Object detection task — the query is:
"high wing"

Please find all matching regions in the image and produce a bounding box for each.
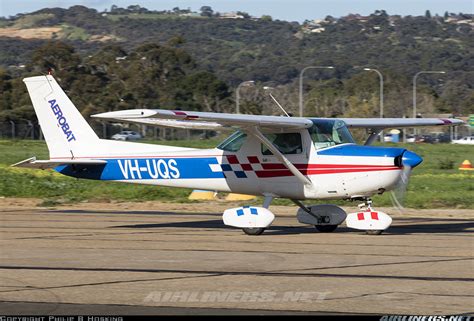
[92,109,313,131]
[92,109,463,131]
[340,118,464,128]
[12,157,107,170]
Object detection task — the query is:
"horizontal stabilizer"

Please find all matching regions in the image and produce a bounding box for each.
[11,157,107,170]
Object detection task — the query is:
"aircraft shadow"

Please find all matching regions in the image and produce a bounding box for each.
[387,221,474,235]
[113,220,351,235]
[113,219,474,235]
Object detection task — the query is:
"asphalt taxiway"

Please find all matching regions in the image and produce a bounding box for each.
[0,202,473,315]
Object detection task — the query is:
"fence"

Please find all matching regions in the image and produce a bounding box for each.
[0,121,217,141]
[0,120,469,142]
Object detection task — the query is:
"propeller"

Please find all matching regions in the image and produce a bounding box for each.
[390,164,412,211]
[390,150,423,211]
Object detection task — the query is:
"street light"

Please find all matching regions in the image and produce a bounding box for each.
[299,66,334,117]
[358,68,384,141]
[236,80,255,114]
[412,71,446,135]
[362,68,384,119]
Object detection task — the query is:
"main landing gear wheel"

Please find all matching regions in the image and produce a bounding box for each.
[366,230,383,235]
[242,228,266,235]
[314,224,338,233]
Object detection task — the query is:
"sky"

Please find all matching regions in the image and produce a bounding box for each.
[0,0,473,21]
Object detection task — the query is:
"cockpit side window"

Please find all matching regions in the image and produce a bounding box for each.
[217,131,247,152]
[309,119,355,149]
[261,133,303,155]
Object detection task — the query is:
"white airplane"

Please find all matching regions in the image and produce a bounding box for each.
[13,75,464,235]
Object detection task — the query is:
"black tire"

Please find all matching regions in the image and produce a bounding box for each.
[242,228,265,235]
[366,230,383,235]
[314,224,338,233]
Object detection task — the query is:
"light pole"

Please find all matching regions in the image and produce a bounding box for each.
[299,66,334,117]
[362,68,384,119]
[412,71,446,135]
[359,68,384,141]
[236,80,255,114]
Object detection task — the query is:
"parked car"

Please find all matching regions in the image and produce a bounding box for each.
[111,130,142,141]
[416,135,434,144]
[431,132,451,143]
[451,136,474,145]
[406,135,416,143]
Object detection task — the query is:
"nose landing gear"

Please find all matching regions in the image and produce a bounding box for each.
[346,199,393,235]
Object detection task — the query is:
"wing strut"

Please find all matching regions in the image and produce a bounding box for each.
[364,129,383,145]
[248,127,312,186]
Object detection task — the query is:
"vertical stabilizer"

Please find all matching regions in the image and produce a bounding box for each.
[23,75,99,158]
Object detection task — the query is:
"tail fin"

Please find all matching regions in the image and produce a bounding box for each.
[23,75,99,158]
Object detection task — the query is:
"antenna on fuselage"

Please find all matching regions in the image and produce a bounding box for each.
[265,90,291,117]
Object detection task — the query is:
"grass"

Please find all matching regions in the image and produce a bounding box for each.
[0,140,473,208]
[12,13,54,29]
[60,24,90,41]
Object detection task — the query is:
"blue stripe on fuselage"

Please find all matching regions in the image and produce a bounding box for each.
[55,157,224,180]
[317,144,406,157]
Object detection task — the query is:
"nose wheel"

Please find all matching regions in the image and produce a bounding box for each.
[360,200,383,235]
[242,228,266,235]
[346,198,393,235]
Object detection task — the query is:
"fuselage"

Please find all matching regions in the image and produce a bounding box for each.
[54,119,421,200]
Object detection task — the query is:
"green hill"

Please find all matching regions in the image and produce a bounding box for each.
[0,5,472,123]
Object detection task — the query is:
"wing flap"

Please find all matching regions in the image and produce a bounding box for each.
[12,157,107,170]
[100,117,226,131]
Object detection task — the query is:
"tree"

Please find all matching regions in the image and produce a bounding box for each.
[30,41,80,74]
[182,71,229,111]
[237,11,250,19]
[425,10,432,19]
[200,6,213,17]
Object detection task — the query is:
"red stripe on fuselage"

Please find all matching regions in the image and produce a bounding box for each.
[261,163,399,170]
[255,167,399,178]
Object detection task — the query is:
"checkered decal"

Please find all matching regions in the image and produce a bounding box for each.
[357,211,379,221]
[209,155,263,179]
[236,206,259,216]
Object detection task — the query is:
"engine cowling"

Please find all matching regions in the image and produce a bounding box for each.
[223,206,275,228]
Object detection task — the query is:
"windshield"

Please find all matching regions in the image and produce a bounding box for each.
[308,119,355,149]
[217,131,247,152]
